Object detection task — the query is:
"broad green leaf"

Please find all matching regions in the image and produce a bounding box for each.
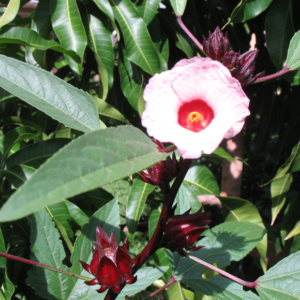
[5,139,71,169]
[226,0,273,24]
[152,248,172,282]
[86,187,114,209]
[1,165,35,188]
[92,0,114,23]
[64,200,89,227]
[265,0,294,70]
[219,196,267,272]
[0,126,168,222]
[172,222,266,280]
[83,11,115,98]
[287,31,300,70]
[51,0,87,79]
[116,267,169,299]
[26,208,75,299]
[126,178,155,234]
[0,55,100,133]
[285,220,300,240]
[257,251,300,299]
[170,0,187,16]
[166,281,185,300]
[93,95,130,124]
[0,27,81,63]
[32,0,51,33]
[271,173,293,225]
[0,126,40,167]
[210,147,235,162]
[109,0,161,75]
[182,276,259,300]
[135,0,161,25]
[0,0,20,28]
[118,45,143,112]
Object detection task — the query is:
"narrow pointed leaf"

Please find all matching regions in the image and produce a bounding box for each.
[271,173,293,225]
[135,0,161,25]
[0,55,100,132]
[0,0,20,28]
[0,27,81,63]
[51,0,87,78]
[170,0,187,16]
[0,126,168,222]
[109,0,161,75]
[1,165,35,188]
[92,0,114,23]
[64,200,89,227]
[285,220,300,240]
[126,178,155,234]
[286,30,300,70]
[265,0,294,70]
[257,251,300,300]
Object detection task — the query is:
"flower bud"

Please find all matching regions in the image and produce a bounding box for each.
[203,27,262,85]
[79,227,137,294]
[163,208,211,256]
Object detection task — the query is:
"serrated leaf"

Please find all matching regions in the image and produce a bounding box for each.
[226,0,273,25]
[172,222,266,280]
[0,0,20,28]
[170,0,187,16]
[0,55,100,133]
[126,178,155,234]
[265,0,294,70]
[51,0,87,79]
[0,26,81,63]
[0,126,168,222]
[287,31,300,70]
[182,276,259,300]
[109,0,161,75]
[257,251,300,300]
[271,173,293,225]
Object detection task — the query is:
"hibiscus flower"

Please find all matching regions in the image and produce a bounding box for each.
[142,57,250,159]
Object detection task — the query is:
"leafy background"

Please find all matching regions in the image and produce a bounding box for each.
[1,0,300,299]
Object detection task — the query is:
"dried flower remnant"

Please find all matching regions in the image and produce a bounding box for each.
[142,57,250,159]
[203,27,262,85]
[79,227,137,294]
[163,207,211,256]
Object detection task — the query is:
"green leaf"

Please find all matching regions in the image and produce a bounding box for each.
[5,139,71,169]
[219,196,267,272]
[0,87,14,103]
[265,0,294,70]
[170,0,187,16]
[183,276,260,300]
[152,248,172,282]
[118,45,143,112]
[210,147,235,162]
[126,178,155,234]
[0,126,168,222]
[83,10,115,98]
[0,0,20,28]
[0,55,100,133]
[86,187,114,209]
[285,220,300,240]
[109,0,161,75]
[0,126,40,167]
[166,281,185,300]
[0,26,81,63]
[226,0,273,24]
[64,200,89,227]
[116,267,169,299]
[257,251,300,299]
[172,222,266,280]
[287,31,300,70]
[51,0,87,79]
[1,165,35,188]
[92,0,114,23]
[271,173,293,225]
[93,95,130,124]
[135,0,161,25]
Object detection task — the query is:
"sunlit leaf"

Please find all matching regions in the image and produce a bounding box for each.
[0,0,20,28]
[287,31,300,71]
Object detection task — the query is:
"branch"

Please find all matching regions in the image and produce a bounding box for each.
[255,67,290,83]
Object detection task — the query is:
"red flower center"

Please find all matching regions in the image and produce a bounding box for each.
[178,100,214,132]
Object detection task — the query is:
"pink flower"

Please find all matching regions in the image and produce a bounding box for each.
[142,57,250,159]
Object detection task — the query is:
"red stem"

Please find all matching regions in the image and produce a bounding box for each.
[255,67,290,83]
[0,252,92,281]
[187,254,258,288]
[142,276,177,300]
[176,15,203,52]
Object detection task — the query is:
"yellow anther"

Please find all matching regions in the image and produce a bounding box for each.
[187,111,203,124]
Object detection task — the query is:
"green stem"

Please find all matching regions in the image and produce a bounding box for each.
[0,252,92,281]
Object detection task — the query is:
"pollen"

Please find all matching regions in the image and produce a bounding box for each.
[188,111,203,124]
